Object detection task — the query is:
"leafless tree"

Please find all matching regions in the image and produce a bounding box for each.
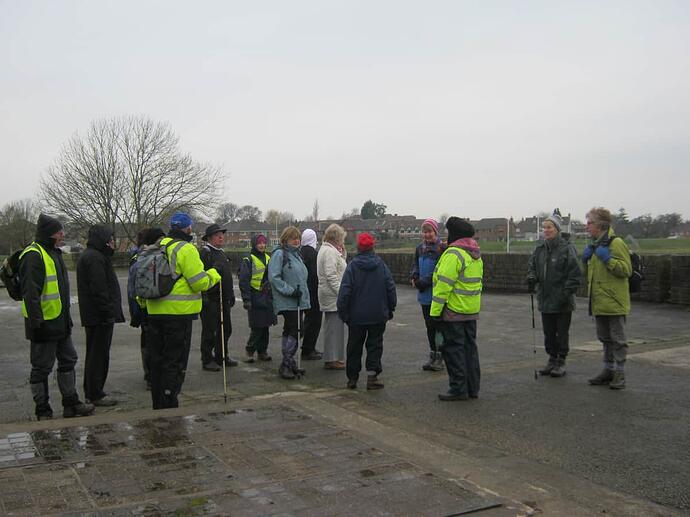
[40,116,225,242]
[0,199,38,253]
[215,202,240,224]
[236,205,262,222]
[264,209,294,226]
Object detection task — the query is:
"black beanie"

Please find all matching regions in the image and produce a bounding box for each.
[446,217,475,243]
[35,213,63,241]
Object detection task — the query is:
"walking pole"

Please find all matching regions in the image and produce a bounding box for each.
[530,293,538,380]
[296,292,303,378]
[219,281,228,403]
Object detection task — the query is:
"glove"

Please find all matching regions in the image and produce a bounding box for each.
[292,286,302,299]
[595,246,611,263]
[415,278,430,291]
[582,245,594,263]
[527,277,537,294]
[243,301,251,311]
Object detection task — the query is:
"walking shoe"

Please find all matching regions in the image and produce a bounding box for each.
[550,358,566,378]
[539,358,557,376]
[302,351,323,360]
[324,361,346,370]
[588,369,614,385]
[244,351,256,363]
[258,352,272,362]
[90,396,118,407]
[203,362,221,372]
[366,374,384,390]
[63,401,95,418]
[347,379,357,389]
[438,391,469,401]
[609,371,626,390]
[219,357,239,367]
[279,364,295,379]
[422,352,435,371]
[292,366,306,377]
[429,352,444,371]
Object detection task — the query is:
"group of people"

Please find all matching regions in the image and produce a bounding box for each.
[16,205,631,421]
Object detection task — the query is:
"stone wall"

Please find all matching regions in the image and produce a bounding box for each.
[92,250,688,306]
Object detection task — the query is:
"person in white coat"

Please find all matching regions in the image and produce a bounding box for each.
[317,224,348,369]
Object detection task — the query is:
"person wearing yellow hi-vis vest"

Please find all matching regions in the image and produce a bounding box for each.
[19,213,95,420]
[430,217,484,401]
[238,234,276,362]
[145,212,221,410]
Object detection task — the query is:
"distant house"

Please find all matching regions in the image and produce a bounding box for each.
[471,218,516,242]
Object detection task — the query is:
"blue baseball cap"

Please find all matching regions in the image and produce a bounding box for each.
[170,212,193,229]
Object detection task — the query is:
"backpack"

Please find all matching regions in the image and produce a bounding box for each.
[0,249,23,301]
[609,236,645,293]
[134,240,184,299]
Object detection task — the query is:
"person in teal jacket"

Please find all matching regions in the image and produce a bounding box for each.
[267,226,310,379]
[582,207,632,390]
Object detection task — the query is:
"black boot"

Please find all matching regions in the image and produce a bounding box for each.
[550,357,566,377]
[31,382,53,420]
[63,401,95,418]
[539,357,557,376]
[366,374,384,390]
[588,369,614,385]
[279,364,295,379]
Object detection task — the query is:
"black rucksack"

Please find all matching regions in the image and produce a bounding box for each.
[0,249,24,301]
[610,236,645,293]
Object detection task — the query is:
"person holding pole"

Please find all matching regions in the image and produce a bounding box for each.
[267,226,310,379]
[526,209,582,377]
[199,224,237,372]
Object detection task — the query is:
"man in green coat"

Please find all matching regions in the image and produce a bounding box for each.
[582,207,632,389]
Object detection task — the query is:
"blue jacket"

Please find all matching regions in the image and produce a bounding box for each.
[268,245,310,314]
[410,240,443,305]
[337,251,397,325]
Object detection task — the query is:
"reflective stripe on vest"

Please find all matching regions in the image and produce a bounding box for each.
[433,247,483,314]
[250,253,269,291]
[19,243,62,320]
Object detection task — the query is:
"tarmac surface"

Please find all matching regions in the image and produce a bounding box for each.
[0,272,689,516]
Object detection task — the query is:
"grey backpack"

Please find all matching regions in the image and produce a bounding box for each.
[134,240,184,299]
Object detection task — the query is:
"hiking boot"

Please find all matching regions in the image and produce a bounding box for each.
[37,413,53,421]
[302,350,323,360]
[63,401,95,418]
[588,369,614,386]
[292,366,306,377]
[279,364,295,380]
[366,374,384,390]
[203,362,221,372]
[422,352,435,371]
[258,352,272,362]
[347,379,357,389]
[609,371,626,390]
[244,351,256,363]
[90,396,118,407]
[429,352,444,371]
[539,358,557,376]
[550,358,566,378]
[324,361,346,370]
[438,391,469,401]
[219,357,239,367]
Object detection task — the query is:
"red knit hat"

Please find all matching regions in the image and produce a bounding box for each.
[357,232,375,251]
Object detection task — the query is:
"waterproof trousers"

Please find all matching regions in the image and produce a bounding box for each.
[345,323,386,381]
[300,306,322,356]
[595,315,628,370]
[246,327,270,355]
[439,320,480,398]
[420,304,437,352]
[148,317,193,410]
[200,298,232,365]
[541,312,571,359]
[29,336,80,414]
[83,323,114,402]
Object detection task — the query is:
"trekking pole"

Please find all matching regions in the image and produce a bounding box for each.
[296,293,302,377]
[530,293,538,380]
[219,281,228,403]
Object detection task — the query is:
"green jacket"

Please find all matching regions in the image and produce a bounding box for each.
[527,235,582,313]
[586,228,631,316]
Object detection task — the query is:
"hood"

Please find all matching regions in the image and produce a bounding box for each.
[35,213,63,247]
[168,227,193,242]
[352,251,380,271]
[87,224,114,254]
[301,229,317,249]
[449,238,481,259]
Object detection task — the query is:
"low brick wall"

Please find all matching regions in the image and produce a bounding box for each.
[85,250,688,306]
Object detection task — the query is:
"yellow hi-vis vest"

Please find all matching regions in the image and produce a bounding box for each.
[430,246,483,316]
[249,253,270,291]
[145,237,221,316]
[19,243,62,320]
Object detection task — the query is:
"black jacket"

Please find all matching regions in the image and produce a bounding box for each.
[300,245,320,311]
[19,217,72,342]
[337,251,397,325]
[200,243,235,307]
[76,225,125,327]
[527,235,582,313]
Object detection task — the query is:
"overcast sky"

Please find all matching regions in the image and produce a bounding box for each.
[2,0,689,222]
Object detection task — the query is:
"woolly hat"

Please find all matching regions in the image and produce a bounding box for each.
[255,234,267,245]
[170,212,193,229]
[544,209,563,232]
[357,232,375,251]
[421,218,439,234]
[35,213,63,240]
[446,217,475,243]
[301,229,317,249]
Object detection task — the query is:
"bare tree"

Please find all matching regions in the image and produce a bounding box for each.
[40,116,225,242]
[0,199,38,253]
[215,202,240,224]
[309,199,320,222]
[265,209,294,226]
[237,205,262,222]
